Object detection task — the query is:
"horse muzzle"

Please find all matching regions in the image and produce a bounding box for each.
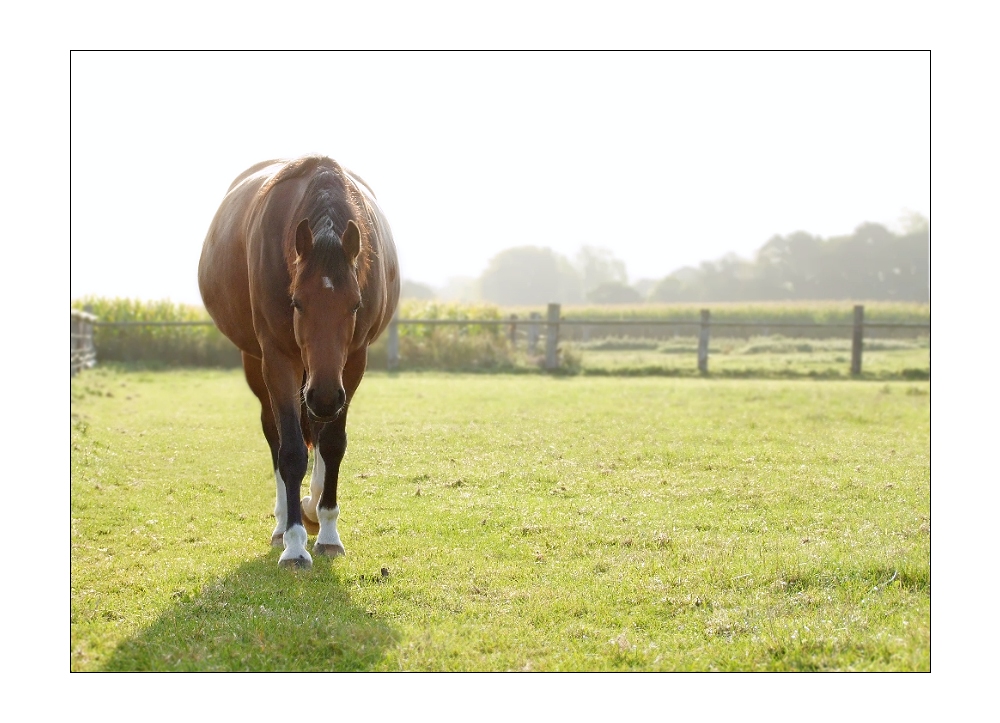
[305,386,346,423]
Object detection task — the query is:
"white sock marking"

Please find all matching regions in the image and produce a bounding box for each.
[317,505,343,548]
[278,524,312,565]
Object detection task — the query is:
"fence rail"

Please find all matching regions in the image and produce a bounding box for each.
[386,303,929,375]
[72,304,929,376]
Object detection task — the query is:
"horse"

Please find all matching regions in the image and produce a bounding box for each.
[198,155,399,568]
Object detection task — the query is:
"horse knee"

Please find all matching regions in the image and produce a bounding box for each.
[278,444,308,483]
[324,429,348,461]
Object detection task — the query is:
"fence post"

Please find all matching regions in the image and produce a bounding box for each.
[387,311,399,371]
[509,314,518,346]
[71,309,98,376]
[545,303,560,370]
[697,309,710,374]
[84,315,94,369]
[528,312,541,354]
[71,313,79,376]
[850,304,864,376]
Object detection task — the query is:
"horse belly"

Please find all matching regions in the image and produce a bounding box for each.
[198,195,262,356]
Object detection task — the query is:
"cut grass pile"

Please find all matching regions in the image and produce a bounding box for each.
[71,367,929,671]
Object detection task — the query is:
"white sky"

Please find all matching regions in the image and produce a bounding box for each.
[71,51,928,305]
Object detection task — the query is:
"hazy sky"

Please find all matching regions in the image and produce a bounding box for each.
[71,51,929,305]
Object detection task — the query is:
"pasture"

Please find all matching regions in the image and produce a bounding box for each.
[571,335,929,379]
[71,368,929,671]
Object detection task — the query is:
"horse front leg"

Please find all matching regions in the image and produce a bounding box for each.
[240,352,288,547]
[263,357,312,569]
[275,412,311,568]
[313,347,367,558]
[313,411,348,557]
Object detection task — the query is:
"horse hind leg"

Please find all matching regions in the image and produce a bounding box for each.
[299,405,320,536]
[301,453,322,536]
[241,352,287,546]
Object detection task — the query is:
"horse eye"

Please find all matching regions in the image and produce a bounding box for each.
[352,302,362,314]
[291,299,303,311]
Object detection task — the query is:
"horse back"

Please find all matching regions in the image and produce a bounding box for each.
[198,161,288,357]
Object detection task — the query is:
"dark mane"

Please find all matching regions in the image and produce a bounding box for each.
[281,157,371,290]
[259,154,330,195]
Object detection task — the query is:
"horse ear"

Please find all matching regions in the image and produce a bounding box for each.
[295,219,313,259]
[342,219,361,264]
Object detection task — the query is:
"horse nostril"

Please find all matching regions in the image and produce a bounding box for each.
[336,388,346,409]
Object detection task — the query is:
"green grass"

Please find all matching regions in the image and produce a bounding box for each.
[573,335,930,379]
[71,367,930,671]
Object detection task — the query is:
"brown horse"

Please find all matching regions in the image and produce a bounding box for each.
[198,155,399,568]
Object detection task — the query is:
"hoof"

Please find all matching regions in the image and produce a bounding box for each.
[278,554,312,570]
[270,533,284,547]
[314,543,346,558]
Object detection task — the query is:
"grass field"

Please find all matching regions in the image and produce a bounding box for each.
[70,367,930,671]
[571,335,930,379]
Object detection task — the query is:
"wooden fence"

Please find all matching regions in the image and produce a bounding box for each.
[386,304,930,375]
[72,304,929,376]
[70,309,98,375]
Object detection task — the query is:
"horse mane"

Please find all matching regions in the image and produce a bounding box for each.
[270,155,372,291]
[259,154,329,196]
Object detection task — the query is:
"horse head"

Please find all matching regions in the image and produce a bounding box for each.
[290,216,363,422]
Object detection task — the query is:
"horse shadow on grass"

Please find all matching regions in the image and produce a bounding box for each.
[100,551,398,672]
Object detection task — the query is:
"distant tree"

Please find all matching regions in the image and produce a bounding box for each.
[647,276,685,302]
[479,246,583,305]
[400,279,436,300]
[586,281,643,304]
[898,210,929,234]
[697,253,758,302]
[475,220,928,306]
[822,223,928,301]
[648,266,702,302]
[632,278,658,299]
[754,231,825,299]
[575,246,628,294]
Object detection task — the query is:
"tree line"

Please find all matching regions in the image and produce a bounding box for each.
[403,217,929,305]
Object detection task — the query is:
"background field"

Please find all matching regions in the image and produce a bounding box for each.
[71,367,929,671]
